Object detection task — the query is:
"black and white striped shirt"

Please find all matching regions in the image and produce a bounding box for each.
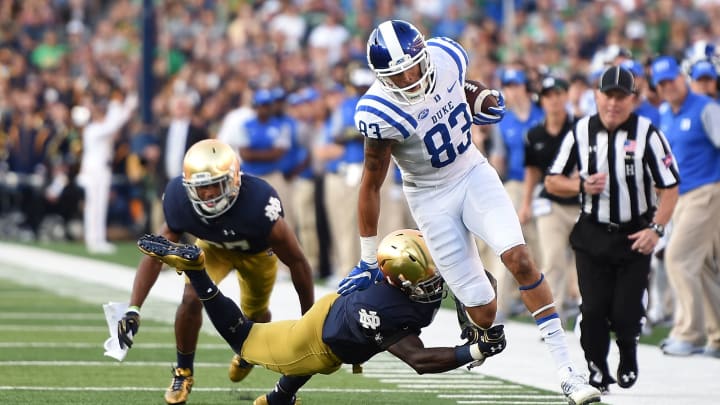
[548,113,679,224]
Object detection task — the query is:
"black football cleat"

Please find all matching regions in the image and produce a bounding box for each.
[137,234,205,271]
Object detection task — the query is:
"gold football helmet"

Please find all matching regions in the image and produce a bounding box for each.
[182,139,241,219]
[377,229,444,303]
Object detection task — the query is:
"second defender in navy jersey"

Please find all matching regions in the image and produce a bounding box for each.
[136,229,506,405]
[337,19,600,405]
[117,139,314,405]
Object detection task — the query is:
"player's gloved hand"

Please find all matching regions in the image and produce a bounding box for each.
[337,260,383,296]
[464,324,507,369]
[472,90,505,125]
[117,308,140,349]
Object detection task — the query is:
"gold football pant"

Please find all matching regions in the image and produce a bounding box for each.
[241,294,343,376]
[189,240,278,320]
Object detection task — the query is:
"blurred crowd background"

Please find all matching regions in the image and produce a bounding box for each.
[1,0,719,283]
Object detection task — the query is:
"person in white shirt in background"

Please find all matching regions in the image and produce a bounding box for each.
[77,92,137,254]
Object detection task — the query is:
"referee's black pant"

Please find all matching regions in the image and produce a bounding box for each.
[570,215,651,378]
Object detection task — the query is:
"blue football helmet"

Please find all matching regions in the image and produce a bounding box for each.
[367,20,436,105]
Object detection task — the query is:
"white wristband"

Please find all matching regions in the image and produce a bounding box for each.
[360,236,378,264]
[469,343,484,360]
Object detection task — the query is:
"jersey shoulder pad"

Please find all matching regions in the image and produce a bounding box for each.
[241,175,284,223]
[355,89,419,141]
[427,37,469,82]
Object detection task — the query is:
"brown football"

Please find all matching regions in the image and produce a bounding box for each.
[464,79,498,115]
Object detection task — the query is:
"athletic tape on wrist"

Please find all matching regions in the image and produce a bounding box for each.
[127,305,141,314]
[360,235,378,264]
[469,343,484,360]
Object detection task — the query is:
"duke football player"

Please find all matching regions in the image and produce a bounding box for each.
[117,139,314,405]
[336,19,600,405]
[136,229,506,405]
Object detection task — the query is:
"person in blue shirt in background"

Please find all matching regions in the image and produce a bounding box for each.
[283,88,322,278]
[238,88,294,229]
[318,67,373,284]
[620,59,661,127]
[651,56,720,358]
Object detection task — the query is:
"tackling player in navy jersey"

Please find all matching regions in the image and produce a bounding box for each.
[136,229,506,405]
[117,139,314,405]
[338,20,600,404]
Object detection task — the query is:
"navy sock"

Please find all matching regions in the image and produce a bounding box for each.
[185,270,253,353]
[266,375,312,404]
[176,351,195,373]
[185,270,219,300]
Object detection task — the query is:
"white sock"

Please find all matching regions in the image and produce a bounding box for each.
[538,316,576,380]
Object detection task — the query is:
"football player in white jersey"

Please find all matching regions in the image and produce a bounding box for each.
[336,20,600,405]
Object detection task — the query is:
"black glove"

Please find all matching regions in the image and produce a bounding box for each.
[118,309,140,349]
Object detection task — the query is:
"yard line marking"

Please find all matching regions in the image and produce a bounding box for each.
[0,312,102,320]
[440,394,563,399]
[0,386,503,394]
[364,373,486,379]
[397,384,510,389]
[457,399,566,405]
[0,342,229,349]
[380,379,506,385]
[0,361,232,367]
[0,325,172,332]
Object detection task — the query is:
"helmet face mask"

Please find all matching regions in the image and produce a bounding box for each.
[367,20,436,105]
[377,229,444,303]
[182,140,241,219]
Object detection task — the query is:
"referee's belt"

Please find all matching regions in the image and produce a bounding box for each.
[579,213,651,233]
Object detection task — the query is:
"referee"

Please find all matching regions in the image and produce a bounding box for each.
[545,65,679,395]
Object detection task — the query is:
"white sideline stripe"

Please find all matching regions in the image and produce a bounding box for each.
[0,342,228,349]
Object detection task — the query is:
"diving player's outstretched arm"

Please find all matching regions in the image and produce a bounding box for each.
[268,217,315,314]
[386,331,504,374]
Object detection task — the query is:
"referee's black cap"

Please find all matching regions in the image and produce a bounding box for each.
[598,65,635,94]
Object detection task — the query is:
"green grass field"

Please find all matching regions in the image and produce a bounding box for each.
[0,277,577,405]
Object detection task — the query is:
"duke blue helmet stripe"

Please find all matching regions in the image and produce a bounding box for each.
[356,104,412,139]
[362,94,419,127]
[378,21,406,63]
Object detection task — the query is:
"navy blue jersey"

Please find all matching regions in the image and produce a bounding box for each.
[322,282,441,364]
[162,175,283,254]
